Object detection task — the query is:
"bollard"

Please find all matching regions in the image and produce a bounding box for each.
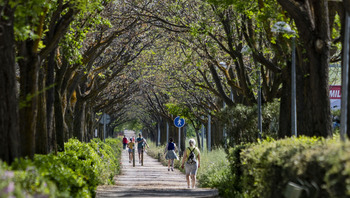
[158,153,161,162]
[141,148,144,166]
[132,149,135,167]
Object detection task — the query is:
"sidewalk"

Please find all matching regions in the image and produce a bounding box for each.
[96,131,219,197]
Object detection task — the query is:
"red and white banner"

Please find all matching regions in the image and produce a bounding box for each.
[329,85,341,99]
[330,85,341,109]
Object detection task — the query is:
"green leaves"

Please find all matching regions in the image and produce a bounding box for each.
[3,138,122,197]
[11,0,50,41]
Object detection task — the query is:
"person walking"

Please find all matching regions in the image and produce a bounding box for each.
[164,137,179,171]
[122,135,128,150]
[136,133,149,164]
[181,139,200,189]
[127,138,134,163]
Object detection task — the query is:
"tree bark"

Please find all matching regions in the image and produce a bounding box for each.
[35,68,48,154]
[277,0,332,137]
[0,6,21,163]
[278,61,292,138]
[18,40,40,158]
[73,95,85,141]
[54,88,65,151]
[46,50,56,152]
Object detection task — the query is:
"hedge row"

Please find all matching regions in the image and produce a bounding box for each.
[0,138,121,198]
[224,136,350,198]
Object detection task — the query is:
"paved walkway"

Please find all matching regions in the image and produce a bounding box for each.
[96,130,219,197]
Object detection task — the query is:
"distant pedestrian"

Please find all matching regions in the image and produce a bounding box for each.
[127,138,134,163]
[181,139,200,189]
[136,133,149,164]
[122,135,128,150]
[164,138,178,171]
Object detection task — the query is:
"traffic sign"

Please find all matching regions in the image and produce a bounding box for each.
[174,116,185,128]
[99,113,110,124]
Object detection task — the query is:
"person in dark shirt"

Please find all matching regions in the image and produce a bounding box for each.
[136,133,149,163]
[164,137,179,171]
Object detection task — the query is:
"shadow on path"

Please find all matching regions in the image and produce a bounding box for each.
[96,130,219,198]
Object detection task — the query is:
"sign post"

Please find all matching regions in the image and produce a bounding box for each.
[99,113,110,142]
[174,116,185,156]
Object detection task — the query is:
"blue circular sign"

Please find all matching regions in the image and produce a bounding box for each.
[174,116,185,128]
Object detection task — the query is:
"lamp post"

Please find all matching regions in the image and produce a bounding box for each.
[272,21,297,137]
[341,11,350,141]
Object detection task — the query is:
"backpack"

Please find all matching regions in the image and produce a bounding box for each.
[187,147,197,164]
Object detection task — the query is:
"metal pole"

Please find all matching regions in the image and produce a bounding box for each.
[223,102,227,148]
[133,148,135,167]
[166,121,169,143]
[103,113,106,142]
[258,69,262,139]
[291,36,297,137]
[141,148,143,166]
[341,11,350,141]
[178,127,181,156]
[201,117,204,151]
[230,88,235,145]
[208,113,211,152]
[157,122,160,146]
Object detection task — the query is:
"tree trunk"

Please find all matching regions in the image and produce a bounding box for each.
[278,62,292,138]
[46,50,55,152]
[0,6,21,163]
[54,89,65,151]
[35,68,48,154]
[278,0,332,137]
[18,40,40,159]
[73,96,85,141]
[195,128,201,150]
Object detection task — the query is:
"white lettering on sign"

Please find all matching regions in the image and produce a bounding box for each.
[330,90,341,98]
[329,85,341,99]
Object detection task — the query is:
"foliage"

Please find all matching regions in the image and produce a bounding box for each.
[220,136,350,198]
[2,138,121,198]
[114,120,143,132]
[217,99,280,146]
[196,148,229,189]
[0,161,58,198]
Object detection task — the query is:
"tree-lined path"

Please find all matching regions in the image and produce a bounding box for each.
[96,131,218,198]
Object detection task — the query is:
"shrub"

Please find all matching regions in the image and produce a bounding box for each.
[217,99,280,146]
[1,159,59,198]
[3,138,122,198]
[223,136,350,198]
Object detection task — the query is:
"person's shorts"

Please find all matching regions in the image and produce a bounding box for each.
[128,148,133,153]
[137,148,143,154]
[185,162,198,175]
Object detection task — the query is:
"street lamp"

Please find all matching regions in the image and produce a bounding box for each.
[272,21,297,137]
[341,11,350,141]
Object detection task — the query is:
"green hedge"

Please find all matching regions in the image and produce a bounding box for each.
[0,138,121,198]
[223,136,350,198]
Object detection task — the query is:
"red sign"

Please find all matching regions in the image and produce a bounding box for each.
[329,85,341,99]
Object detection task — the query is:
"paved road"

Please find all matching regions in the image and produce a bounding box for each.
[96,130,219,198]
